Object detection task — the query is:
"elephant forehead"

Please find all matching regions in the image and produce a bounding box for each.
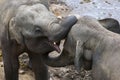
[18,3,48,12]
[16,3,57,25]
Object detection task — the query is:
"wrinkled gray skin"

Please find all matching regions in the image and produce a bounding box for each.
[0,0,77,80]
[43,16,120,80]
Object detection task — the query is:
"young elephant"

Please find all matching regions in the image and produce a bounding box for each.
[43,17,120,68]
[0,0,77,80]
[43,16,120,80]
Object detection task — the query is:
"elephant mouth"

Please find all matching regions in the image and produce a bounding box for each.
[47,41,61,53]
[22,33,61,53]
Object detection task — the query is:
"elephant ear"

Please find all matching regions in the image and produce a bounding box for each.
[9,17,23,45]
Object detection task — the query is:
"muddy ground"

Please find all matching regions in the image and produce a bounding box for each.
[0,0,120,80]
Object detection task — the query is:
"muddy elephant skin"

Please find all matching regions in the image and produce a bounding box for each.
[0,0,77,80]
[44,16,120,80]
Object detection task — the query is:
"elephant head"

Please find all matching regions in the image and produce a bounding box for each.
[8,3,77,54]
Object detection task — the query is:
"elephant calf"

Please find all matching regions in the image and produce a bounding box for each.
[43,16,120,80]
[0,0,78,80]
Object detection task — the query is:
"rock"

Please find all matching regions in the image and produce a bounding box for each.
[19,70,25,74]
[0,62,3,67]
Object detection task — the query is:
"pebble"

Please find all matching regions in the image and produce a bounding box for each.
[19,70,25,74]
[0,62,3,67]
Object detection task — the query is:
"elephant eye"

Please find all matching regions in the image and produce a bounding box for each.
[34,25,43,33]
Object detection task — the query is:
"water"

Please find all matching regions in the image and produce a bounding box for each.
[64,0,120,21]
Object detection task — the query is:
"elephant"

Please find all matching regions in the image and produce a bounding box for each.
[0,0,78,80]
[43,16,120,80]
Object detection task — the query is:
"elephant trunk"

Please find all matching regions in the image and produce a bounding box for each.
[48,16,77,42]
[42,49,74,67]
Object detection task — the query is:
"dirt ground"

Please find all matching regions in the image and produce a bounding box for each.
[0,62,92,80]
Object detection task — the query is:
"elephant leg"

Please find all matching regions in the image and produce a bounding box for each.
[3,55,19,80]
[83,59,92,70]
[1,42,19,80]
[83,49,92,70]
[29,54,48,80]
